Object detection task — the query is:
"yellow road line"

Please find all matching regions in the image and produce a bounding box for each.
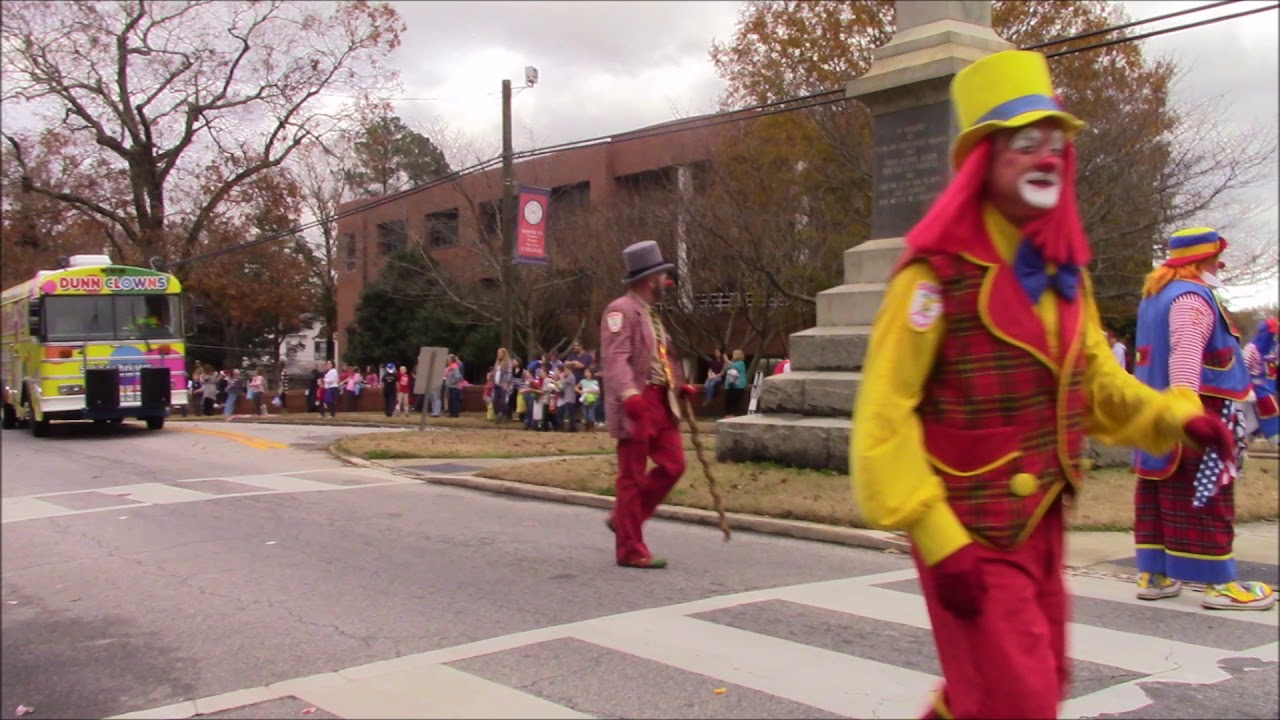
[170,426,289,450]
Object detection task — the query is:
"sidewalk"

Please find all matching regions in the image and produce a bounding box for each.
[346,451,1280,583]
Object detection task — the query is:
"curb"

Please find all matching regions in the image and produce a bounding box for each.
[175,416,720,436]
[178,417,424,430]
[326,446,912,554]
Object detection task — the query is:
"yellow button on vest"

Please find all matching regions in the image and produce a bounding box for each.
[1010,473,1039,497]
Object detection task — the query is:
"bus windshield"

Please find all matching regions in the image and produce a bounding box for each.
[43,295,181,342]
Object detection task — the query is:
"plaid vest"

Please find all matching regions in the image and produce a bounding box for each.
[912,253,1089,549]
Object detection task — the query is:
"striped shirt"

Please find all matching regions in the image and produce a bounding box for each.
[1168,293,1215,391]
[1244,343,1263,377]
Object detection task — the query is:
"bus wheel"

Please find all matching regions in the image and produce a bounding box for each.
[145,417,164,430]
[2,404,15,430]
[25,402,48,438]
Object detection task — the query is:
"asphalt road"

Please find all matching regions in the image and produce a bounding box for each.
[1,419,1276,719]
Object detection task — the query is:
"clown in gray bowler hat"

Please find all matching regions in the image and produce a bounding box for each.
[599,241,696,569]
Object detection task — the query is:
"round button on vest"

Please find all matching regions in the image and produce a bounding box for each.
[1010,473,1039,497]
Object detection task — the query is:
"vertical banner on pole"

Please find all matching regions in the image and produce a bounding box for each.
[514,185,551,265]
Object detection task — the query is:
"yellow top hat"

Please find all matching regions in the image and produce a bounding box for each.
[950,50,1086,168]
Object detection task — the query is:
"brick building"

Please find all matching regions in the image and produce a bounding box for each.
[333,113,799,374]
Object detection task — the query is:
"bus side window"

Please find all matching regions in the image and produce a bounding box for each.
[26,300,42,340]
[144,295,168,325]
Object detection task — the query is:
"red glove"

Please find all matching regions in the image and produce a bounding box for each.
[678,384,697,401]
[1184,413,1236,466]
[931,543,987,619]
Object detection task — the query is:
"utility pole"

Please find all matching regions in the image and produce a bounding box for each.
[500,78,515,352]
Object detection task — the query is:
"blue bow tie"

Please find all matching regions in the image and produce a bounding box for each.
[1015,239,1079,302]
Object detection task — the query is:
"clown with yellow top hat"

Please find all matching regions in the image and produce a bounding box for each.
[851,50,1234,719]
[1131,227,1276,611]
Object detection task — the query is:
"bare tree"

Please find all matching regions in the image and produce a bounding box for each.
[291,141,354,361]
[1,0,404,264]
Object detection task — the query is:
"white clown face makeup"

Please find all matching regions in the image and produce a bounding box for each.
[1012,126,1065,210]
[987,119,1070,226]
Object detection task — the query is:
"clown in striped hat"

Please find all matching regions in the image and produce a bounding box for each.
[1161,227,1229,268]
[1132,225,1274,612]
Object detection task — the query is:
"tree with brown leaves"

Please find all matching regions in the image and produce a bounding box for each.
[1,0,404,266]
[704,0,1276,331]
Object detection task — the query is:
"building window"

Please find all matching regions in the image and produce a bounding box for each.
[426,209,460,249]
[344,233,357,272]
[313,341,328,361]
[377,219,407,256]
[479,200,502,242]
[550,182,590,209]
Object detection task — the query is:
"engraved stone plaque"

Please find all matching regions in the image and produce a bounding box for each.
[871,101,952,239]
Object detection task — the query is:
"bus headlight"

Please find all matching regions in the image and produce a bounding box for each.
[59,384,84,395]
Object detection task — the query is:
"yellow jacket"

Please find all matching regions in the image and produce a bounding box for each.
[851,206,1202,566]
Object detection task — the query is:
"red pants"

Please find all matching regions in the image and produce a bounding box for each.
[613,385,686,564]
[915,499,1069,720]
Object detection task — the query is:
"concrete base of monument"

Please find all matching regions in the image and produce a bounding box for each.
[716,412,1136,475]
[715,413,852,474]
[789,325,874,372]
[758,371,863,418]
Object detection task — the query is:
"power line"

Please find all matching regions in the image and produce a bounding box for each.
[162,90,844,270]
[1024,0,1241,50]
[163,155,506,270]
[514,95,851,163]
[159,2,1273,271]
[1045,2,1278,59]
[509,88,843,159]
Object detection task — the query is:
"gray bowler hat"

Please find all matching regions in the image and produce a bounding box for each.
[621,241,675,285]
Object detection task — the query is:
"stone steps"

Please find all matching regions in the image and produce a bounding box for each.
[718,238,898,471]
[843,237,908,285]
[789,326,873,373]
[814,283,890,327]
[715,414,853,473]
[758,371,862,417]
[717,413,1137,477]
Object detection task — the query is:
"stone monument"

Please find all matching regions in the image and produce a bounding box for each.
[716,1,1013,472]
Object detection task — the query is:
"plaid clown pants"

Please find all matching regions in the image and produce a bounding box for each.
[1134,397,1238,585]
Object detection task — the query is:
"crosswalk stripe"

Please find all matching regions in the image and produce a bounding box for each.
[1,471,420,524]
[572,613,935,718]
[95,483,219,504]
[0,496,83,523]
[287,664,592,720]
[778,581,1237,675]
[106,567,1280,720]
[216,473,358,493]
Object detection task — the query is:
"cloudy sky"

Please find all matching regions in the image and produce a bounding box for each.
[387,0,1278,307]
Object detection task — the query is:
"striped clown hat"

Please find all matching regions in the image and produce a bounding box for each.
[950,50,1087,168]
[1163,227,1229,268]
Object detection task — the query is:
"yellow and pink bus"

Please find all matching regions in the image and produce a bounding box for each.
[1,255,189,436]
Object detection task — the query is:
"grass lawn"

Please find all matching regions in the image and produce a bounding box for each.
[334,428,717,460]
[471,454,1280,532]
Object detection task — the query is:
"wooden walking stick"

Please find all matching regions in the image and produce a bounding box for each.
[680,395,731,541]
